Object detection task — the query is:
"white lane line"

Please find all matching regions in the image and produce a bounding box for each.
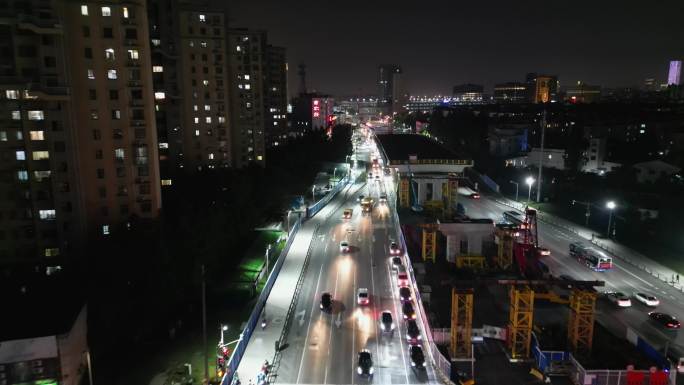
[351,265,357,385]
[614,262,656,289]
[296,262,325,384]
[369,228,382,380]
[387,262,411,384]
[324,265,341,384]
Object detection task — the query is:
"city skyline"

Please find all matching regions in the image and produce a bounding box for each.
[226,0,684,95]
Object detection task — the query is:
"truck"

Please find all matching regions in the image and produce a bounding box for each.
[361,197,373,214]
[569,242,613,271]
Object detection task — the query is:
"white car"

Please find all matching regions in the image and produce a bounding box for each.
[340,241,350,253]
[357,288,369,305]
[606,291,631,307]
[634,292,660,307]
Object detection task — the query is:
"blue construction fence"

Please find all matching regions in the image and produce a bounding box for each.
[306,175,350,218]
[221,218,302,385]
[626,328,672,371]
[531,333,568,373]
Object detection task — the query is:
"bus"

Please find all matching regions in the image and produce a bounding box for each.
[569,242,613,271]
[361,197,373,214]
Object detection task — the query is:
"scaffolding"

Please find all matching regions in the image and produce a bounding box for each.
[399,177,410,208]
[494,226,516,270]
[508,285,535,359]
[421,224,438,262]
[568,289,597,356]
[451,288,474,359]
[455,255,486,270]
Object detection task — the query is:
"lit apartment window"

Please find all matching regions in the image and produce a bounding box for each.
[152,39,161,46]
[115,148,125,160]
[161,179,172,186]
[5,90,19,99]
[11,111,20,120]
[205,117,211,123]
[107,70,117,79]
[193,105,199,111]
[28,110,44,120]
[16,150,26,160]
[128,49,139,59]
[194,129,200,136]
[102,225,110,235]
[189,41,194,47]
[101,6,111,16]
[218,116,225,124]
[199,14,206,22]
[208,153,214,160]
[273,121,278,126]
[39,209,57,220]
[105,48,115,60]
[112,110,121,119]
[123,7,129,18]
[158,142,169,149]
[81,5,88,15]
[244,74,250,80]
[32,151,50,160]
[194,117,199,124]
[29,131,44,140]
[45,248,60,257]
[91,110,99,119]
[152,65,163,72]
[200,41,207,48]
[238,84,243,89]
[33,170,51,181]
[245,84,251,90]
[17,170,28,181]
[257,155,263,161]
[0,131,7,141]
[236,46,241,52]
[88,69,95,79]
[154,92,165,100]
[204,105,211,111]
[15,131,23,140]
[202,80,209,86]
[246,102,251,108]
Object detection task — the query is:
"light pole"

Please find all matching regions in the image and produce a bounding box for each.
[525,176,535,204]
[333,167,337,182]
[606,201,616,238]
[311,185,316,202]
[572,200,591,226]
[219,324,228,346]
[264,244,272,281]
[285,210,292,233]
[509,181,519,202]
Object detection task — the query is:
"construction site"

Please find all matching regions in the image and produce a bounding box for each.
[398,184,672,384]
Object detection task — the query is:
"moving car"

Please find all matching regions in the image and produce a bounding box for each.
[320,292,332,311]
[389,242,401,255]
[343,208,352,219]
[397,267,409,287]
[606,292,631,307]
[380,311,395,333]
[649,312,681,329]
[537,247,551,256]
[399,287,412,302]
[470,193,480,199]
[406,319,422,343]
[340,240,350,253]
[391,256,403,271]
[357,350,374,377]
[402,301,416,320]
[357,195,365,203]
[379,194,387,203]
[409,345,426,369]
[357,288,369,305]
[634,292,660,307]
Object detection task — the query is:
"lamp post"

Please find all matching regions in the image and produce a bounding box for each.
[572,200,592,226]
[265,244,272,281]
[311,185,316,202]
[525,177,535,204]
[509,181,519,202]
[606,201,616,238]
[333,167,337,183]
[219,324,228,346]
[285,210,292,234]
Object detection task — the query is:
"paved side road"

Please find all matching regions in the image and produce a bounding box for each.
[495,196,684,294]
[234,183,356,384]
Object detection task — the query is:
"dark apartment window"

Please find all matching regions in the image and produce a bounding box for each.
[109,89,119,100]
[138,166,149,176]
[42,35,55,45]
[96,168,104,178]
[200,28,206,35]
[100,206,108,216]
[98,186,106,198]
[54,141,65,152]
[201,54,207,61]
[103,27,113,38]
[191,79,197,86]
[84,47,92,58]
[191,67,196,73]
[216,66,222,74]
[116,167,125,177]
[89,89,97,100]
[51,121,62,132]
[190,54,195,60]
[134,129,146,139]
[17,45,37,57]
[120,204,129,214]
[82,26,90,37]
[44,56,56,67]
[131,109,144,120]
[139,183,150,194]
[141,201,151,213]
[213,28,220,35]
[459,239,468,254]
[95,149,103,159]
[125,28,137,39]
[93,130,101,140]
[188,27,193,34]
[203,66,208,74]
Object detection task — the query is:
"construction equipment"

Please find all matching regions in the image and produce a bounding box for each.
[451,288,474,359]
[421,223,438,262]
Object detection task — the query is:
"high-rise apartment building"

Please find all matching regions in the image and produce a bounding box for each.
[227,28,267,167]
[377,64,404,115]
[668,60,681,86]
[526,73,559,103]
[264,45,287,147]
[148,0,231,174]
[494,82,527,103]
[452,84,484,104]
[0,0,162,266]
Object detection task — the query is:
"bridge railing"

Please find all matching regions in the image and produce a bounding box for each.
[306,174,350,218]
[221,217,302,385]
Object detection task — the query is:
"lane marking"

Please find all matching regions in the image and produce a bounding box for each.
[296,262,325,384]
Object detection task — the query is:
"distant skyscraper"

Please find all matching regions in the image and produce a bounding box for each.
[377,64,404,115]
[668,60,681,85]
[264,45,288,147]
[452,84,484,104]
[526,73,559,103]
[494,82,528,103]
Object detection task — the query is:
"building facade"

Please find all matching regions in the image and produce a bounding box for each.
[452,84,483,104]
[264,45,287,147]
[493,82,527,103]
[668,60,681,86]
[566,82,601,103]
[377,64,404,115]
[526,73,558,103]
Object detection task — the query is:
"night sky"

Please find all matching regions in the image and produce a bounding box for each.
[224,0,684,97]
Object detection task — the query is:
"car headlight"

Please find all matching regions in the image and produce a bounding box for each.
[411,361,416,366]
[391,324,395,330]
[357,367,362,375]
[417,335,422,340]
[381,324,386,330]
[369,367,374,374]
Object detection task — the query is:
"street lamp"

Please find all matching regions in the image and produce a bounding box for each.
[219,324,228,346]
[525,177,535,204]
[333,167,337,184]
[606,201,616,238]
[509,180,519,202]
[311,185,316,202]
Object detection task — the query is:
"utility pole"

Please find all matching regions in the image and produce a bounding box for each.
[201,264,208,383]
[572,200,591,226]
[536,108,546,203]
[509,181,519,202]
